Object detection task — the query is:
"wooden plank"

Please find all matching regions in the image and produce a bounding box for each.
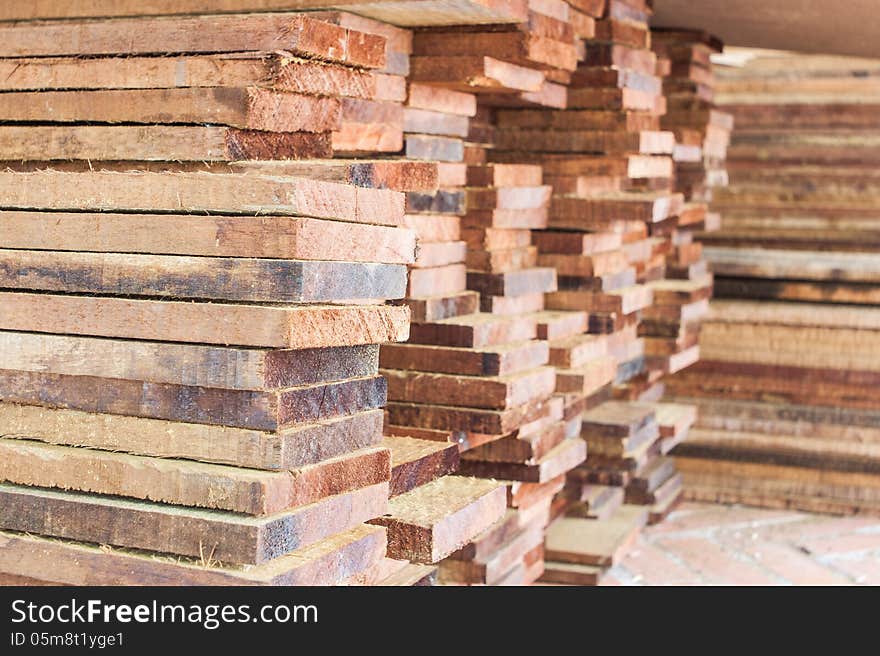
[0,439,390,516]
[384,366,557,410]
[407,83,478,116]
[383,436,459,496]
[0,332,379,391]
[0,292,410,348]
[408,312,537,348]
[496,128,675,154]
[458,437,587,482]
[0,403,384,471]
[0,13,386,67]
[0,53,377,95]
[462,421,566,463]
[0,251,406,303]
[385,396,555,435]
[0,212,415,263]
[0,369,388,431]
[0,170,405,226]
[0,0,530,26]
[0,482,388,565]
[0,126,335,162]
[370,476,507,563]
[410,56,544,93]
[379,340,549,377]
[544,505,647,566]
[0,524,386,586]
[0,88,341,132]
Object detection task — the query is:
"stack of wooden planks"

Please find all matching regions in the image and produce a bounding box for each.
[478,0,713,585]
[667,48,880,515]
[0,0,738,585]
[0,8,518,586]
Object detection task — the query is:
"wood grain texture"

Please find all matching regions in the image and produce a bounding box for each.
[0,292,410,348]
[0,524,386,586]
[0,170,405,226]
[0,403,385,471]
[0,13,386,67]
[0,439,390,515]
[0,211,416,263]
[0,251,406,303]
[0,482,388,565]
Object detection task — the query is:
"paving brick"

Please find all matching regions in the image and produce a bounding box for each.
[652,536,781,585]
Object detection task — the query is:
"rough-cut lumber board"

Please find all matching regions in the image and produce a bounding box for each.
[406,290,480,322]
[467,268,558,298]
[413,241,467,268]
[0,88,341,132]
[407,263,467,297]
[0,170,405,226]
[0,369,387,431]
[407,83,478,116]
[0,251,406,303]
[385,396,555,435]
[384,436,459,497]
[462,421,565,464]
[0,293,410,348]
[380,340,549,377]
[0,482,388,565]
[0,13,385,67]
[0,403,384,471]
[0,211,416,263]
[384,366,556,410]
[466,186,552,211]
[0,0,530,26]
[413,31,578,72]
[555,356,618,396]
[0,439,390,516]
[539,560,607,585]
[458,438,587,482]
[531,310,590,340]
[0,126,335,162]
[545,505,647,567]
[466,163,543,188]
[495,128,675,154]
[332,98,404,152]
[565,484,624,520]
[582,400,655,438]
[495,108,659,132]
[0,524,386,586]
[0,332,379,391]
[0,53,377,96]
[410,56,544,93]
[439,522,545,584]
[370,475,506,564]
[404,107,470,137]
[546,285,654,315]
[408,312,537,348]
[223,159,437,192]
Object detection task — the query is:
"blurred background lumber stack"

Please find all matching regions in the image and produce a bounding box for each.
[666,48,880,515]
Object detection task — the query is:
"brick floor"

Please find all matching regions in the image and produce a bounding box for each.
[608,502,880,585]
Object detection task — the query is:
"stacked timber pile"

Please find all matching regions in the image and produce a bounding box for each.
[486,0,707,585]
[0,9,516,586]
[385,4,594,585]
[666,48,880,515]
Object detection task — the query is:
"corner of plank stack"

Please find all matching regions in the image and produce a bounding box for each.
[0,0,733,586]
